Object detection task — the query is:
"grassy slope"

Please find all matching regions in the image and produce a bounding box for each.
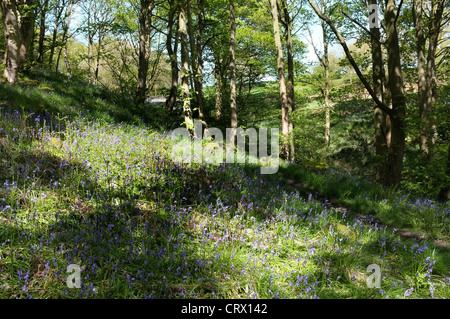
[0,70,449,299]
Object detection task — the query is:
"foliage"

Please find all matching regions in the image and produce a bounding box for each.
[1,71,450,300]
[0,0,449,301]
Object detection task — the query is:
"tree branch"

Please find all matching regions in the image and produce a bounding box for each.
[340,10,385,46]
[395,0,403,25]
[306,0,393,116]
[306,25,325,67]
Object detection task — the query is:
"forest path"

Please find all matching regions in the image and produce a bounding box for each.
[280,172,450,250]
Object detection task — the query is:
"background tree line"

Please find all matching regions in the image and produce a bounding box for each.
[1,0,449,198]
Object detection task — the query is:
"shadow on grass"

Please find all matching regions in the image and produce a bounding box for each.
[0,69,171,131]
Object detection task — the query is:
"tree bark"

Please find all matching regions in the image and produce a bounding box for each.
[57,1,73,76]
[307,0,391,116]
[1,0,37,83]
[196,0,205,122]
[94,31,103,84]
[415,0,445,162]
[214,54,224,120]
[413,0,429,161]
[37,0,48,64]
[384,0,407,186]
[271,0,290,160]
[322,18,330,149]
[1,0,21,83]
[370,0,388,182]
[56,3,71,72]
[64,44,71,78]
[186,0,205,122]
[424,0,442,156]
[87,6,93,84]
[438,143,450,201]
[20,1,36,68]
[229,0,237,145]
[165,0,179,112]
[281,0,295,161]
[136,0,154,104]
[307,0,406,185]
[49,3,64,67]
[179,0,194,135]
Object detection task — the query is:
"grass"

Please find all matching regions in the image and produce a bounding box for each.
[280,164,450,242]
[0,69,449,299]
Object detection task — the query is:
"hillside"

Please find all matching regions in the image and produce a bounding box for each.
[0,70,449,299]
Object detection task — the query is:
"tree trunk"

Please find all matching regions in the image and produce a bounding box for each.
[59,1,73,77]
[214,55,224,120]
[49,24,57,66]
[56,5,71,73]
[87,31,93,84]
[1,0,21,83]
[229,0,237,145]
[422,0,445,162]
[21,2,35,68]
[438,143,450,201]
[136,0,154,104]
[413,0,429,161]
[1,0,36,83]
[196,0,205,122]
[179,0,194,135]
[322,18,330,149]
[281,0,295,161]
[270,0,290,160]
[64,45,71,78]
[37,0,48,64]
[384,0,407,186]
[49,4,64,67]
[94,33,103,84]
[186,0,205,121]
[370,0,388,183]
[307,0,405,185]
[166,0,178,112]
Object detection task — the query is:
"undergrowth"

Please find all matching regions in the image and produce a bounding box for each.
[0,70,449,299]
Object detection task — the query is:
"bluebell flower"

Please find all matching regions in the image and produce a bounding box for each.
[404,288,413,298]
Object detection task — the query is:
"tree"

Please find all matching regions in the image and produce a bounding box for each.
[270,0,290,160]
[78,0,115,84]
[187,0,206,122]
[307,0,331,149]
[165,0,179,112]
[195,0,205,121]
[384,0,407,186]
[36,0,49,64]
[201,0,230,120]
[368,0,388,183]
[55,0,77,73]
[1,0,37,83]
[229,0,237,145]
[179,0,195,134]
[438,143,450,201]
[48,0,66,67]
[413,0,447,162]
[136,0,155,104]
[307,0,407,185]
[280,0,296,160]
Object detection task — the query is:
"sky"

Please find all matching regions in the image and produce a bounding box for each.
[67,2,354,84]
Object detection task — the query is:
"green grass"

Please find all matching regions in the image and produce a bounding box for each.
[0,69,449,299]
